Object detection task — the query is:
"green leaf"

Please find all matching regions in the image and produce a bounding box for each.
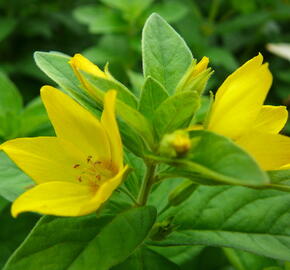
[73,5,126,34]
[142,13,193,94]
[153,91,200,138]
[0,204,38,269]
[101,0,153,22]
[112,247,180,270]
[34,51,81,93]
[4,206,157,270]
[0,71,22,115]
[151,185,290,261]
[0,152,33,202]
[150,245,204,269]
[183,130,269,186]
[223,248,277,270]
[20,97,53,137]
[127,70,145,97]
[34,51,105,111]
[82,71,138,108]
[139,76,168,120]
[268,169,290,183]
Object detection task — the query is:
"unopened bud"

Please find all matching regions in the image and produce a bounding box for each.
[159,130,192,158]
[176,56,212,94]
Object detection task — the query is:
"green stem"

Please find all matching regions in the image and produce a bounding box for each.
[138,162,156,206]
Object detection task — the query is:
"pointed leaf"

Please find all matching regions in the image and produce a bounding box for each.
[142,14,192,94]
[153,91,200,138]
[139,76,168,120]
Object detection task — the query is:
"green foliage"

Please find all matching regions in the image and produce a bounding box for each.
[1,1,290,269]
[0,201,38,269]
[142,13,192,94]
[152,185,290,261]
[153,91,199,138]
[0,152,33,201]
[4,206,157,270]
[139,76,168,120]
[0,71,52,141]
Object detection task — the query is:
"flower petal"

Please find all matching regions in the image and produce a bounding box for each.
[101,90,123,170]
[208,54,273,139]
[41,86,111,162]
[1,137,84,184]
[252,105,288,134]
[79,165,128,214]
[11,181,96,217]
[236,131,290,171]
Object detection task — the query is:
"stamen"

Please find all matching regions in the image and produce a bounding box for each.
[73,164,80,168]
[78,176,82,182]
[87,155,92,163]
[96,175,101,181]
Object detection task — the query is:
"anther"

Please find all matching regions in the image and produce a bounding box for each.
[78,176,82,182]
[73,164,80,168]
[87,156,92,163]
[96,175,101,180]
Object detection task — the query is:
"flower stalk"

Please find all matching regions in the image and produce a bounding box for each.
[137,161,157,206]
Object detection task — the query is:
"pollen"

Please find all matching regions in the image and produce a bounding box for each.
[74,155,115,187]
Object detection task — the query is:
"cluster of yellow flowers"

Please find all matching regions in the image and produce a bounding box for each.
[1,53,289,217]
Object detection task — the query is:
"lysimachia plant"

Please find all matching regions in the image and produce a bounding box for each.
[1,14,290,270]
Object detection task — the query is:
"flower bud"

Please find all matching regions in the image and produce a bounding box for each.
[159,130,192,158]
[176,56,212,94]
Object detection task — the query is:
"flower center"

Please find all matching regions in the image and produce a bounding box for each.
[73,155,115,191]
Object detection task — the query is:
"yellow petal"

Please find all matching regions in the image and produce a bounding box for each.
[11,181,97,217]
[1,137,83,184]
[236,131,290,171]
[12,166,128,217]
[80,165,128,214]
[208,54,273,139]
[69,53,107,79]
[252,105,288,134]
[101,90,123,171]
[41,86,111,162]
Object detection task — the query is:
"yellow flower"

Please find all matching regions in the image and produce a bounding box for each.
[207,53,290,171]
[1,87,127,217]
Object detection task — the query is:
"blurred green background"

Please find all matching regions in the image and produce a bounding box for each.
[0,0,290,141]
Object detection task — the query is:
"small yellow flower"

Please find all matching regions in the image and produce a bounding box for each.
[207,53,290,171]
[1,87,127,217]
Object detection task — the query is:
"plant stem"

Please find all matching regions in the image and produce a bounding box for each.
[137,162,156,206]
